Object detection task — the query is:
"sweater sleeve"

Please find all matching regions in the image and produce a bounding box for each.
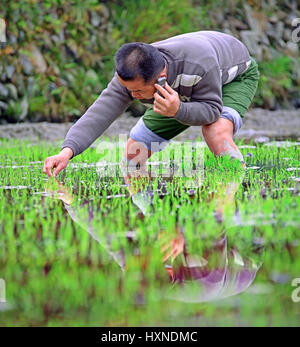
[61,73,133,158]
[173,65,223,126]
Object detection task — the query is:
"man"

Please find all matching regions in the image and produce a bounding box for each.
[43,30,260,177]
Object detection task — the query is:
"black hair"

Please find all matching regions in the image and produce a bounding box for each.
[115,42,165,83]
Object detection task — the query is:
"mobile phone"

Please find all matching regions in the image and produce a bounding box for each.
[156,76,166,97]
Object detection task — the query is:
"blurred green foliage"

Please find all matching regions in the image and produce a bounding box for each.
[110,0,211,44]
[1,0,117,122]
[255,55,299,109]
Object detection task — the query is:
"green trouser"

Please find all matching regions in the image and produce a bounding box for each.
[142,56,260,140]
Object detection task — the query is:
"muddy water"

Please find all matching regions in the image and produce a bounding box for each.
[45,162,299,314]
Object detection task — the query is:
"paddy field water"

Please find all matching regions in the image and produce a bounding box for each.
[0,137,299,326]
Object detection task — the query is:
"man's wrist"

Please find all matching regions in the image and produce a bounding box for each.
[173,101,183,119]
[60,147,74,160]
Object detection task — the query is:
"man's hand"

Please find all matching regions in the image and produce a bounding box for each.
[153,82,180,117]
[159,231,185,263]
[43,147,73,177]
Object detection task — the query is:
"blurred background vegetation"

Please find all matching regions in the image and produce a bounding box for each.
[0,0,299,123]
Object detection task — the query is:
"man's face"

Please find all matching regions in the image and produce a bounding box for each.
[117,74,157,100]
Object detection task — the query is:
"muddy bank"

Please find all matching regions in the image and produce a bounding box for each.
[175,108,300,142]
[0,108,299,143]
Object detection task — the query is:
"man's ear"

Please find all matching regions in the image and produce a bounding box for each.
[158,66,167,79]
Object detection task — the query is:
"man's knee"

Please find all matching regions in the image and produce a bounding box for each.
[202,123,224,140]
[202,117,234,139]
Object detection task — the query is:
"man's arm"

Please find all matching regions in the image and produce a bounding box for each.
[61,73,133,158]
[173,66,223,126]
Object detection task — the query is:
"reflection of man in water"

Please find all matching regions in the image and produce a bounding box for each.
[45,172,263,303]
[161,230,262,302]
[129,171,263,302]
